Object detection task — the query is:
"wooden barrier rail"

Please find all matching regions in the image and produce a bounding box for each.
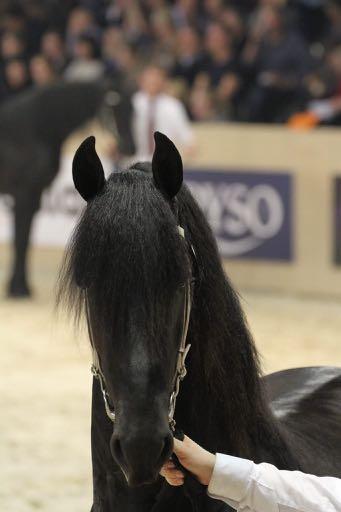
[189,123,341,297]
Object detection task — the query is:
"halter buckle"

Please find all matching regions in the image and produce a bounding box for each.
[179,366,187,380]
[91,364,99,377]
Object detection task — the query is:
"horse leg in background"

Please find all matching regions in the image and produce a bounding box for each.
[91,378,162,512]
[7,188,41,297]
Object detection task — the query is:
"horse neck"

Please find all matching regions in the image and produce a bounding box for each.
[176,301,296,467]
[36,82,104,146]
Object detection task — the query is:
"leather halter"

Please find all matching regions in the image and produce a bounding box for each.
[87,225,193,431]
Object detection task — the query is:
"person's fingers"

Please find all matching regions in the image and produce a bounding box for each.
[160,460,175,473]
[170,479,184,487]
[160,462,185,485]
[162,468,184,479]
[163,472,185,486]
[173,435,195,459]
[166,471,184,480]
[173,437,189,457]
[164,460,176,469]
[173,438,183,452]
[167,479,183,487]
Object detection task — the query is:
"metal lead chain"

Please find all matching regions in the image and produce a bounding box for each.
[92,362,116,422]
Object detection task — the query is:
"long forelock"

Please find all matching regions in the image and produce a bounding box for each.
[58,167,190,345]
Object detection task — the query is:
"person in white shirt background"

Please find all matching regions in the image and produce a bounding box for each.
[160,434,341,512]
[132,64,196,161]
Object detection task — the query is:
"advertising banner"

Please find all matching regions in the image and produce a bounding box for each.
[0,164,293,261]
[185,170,293,260]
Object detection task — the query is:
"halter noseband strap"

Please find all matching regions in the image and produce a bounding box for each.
[90,349,117,423]
[87,224,193,431]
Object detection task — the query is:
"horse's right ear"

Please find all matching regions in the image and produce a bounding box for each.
[72,136,105,201]
[152,131,183,199]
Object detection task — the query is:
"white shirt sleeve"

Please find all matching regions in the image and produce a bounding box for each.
[207,453,341,512]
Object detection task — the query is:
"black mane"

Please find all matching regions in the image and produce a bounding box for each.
[176,182,296,465]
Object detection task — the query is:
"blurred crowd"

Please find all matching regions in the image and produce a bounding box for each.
[1,0,341,125]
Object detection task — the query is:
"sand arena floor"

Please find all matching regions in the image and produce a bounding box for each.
[1,245,341,512]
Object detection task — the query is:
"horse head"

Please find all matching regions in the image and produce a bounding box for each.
[98,79,136,157]
[63,133,194,486]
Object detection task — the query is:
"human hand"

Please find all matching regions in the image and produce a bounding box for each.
[160,435,216,486]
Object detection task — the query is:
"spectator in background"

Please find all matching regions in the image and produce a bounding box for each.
[64,35,104,82]
[120,0,149,47]
[241,5,312,122]
[40,31,67,74]
[149,9,177,69]
[204,23,238,88]
[102,26,123,73]
[220,6,246,51]
[21,0,49,55]
[326,0,341,42]
[1,4,27,35]
[172,26,205,88]
[1,31,26,61]
[102,25,140,89]
[114,43,138,88]
[133,64,195,160]
[298,41,341,125]
[65,6,99,55]
[30,54,56,87]
[199,22,240,119]
[215,73,241,120]
[203,0,225,25]
[0,0,341,128]
[189,81,217,121]
[295,0,328,46]
[171,0,202,30]
[0,58,30,100]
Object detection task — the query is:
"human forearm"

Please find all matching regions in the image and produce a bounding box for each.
[208,453,341,512]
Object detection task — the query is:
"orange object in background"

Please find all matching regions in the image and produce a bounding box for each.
[287,112,320,129]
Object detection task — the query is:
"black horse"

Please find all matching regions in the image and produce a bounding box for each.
[0,79,135,297]
[58,133,341,512]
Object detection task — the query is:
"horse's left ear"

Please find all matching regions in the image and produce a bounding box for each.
[72,136,105,201]
[152,131,183,199]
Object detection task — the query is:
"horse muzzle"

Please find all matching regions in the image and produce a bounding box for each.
[110,429,173,487]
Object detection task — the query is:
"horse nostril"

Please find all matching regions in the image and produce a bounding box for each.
[111,432,173,478]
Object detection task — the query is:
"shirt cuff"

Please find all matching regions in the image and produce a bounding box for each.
[207,453,254,502]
